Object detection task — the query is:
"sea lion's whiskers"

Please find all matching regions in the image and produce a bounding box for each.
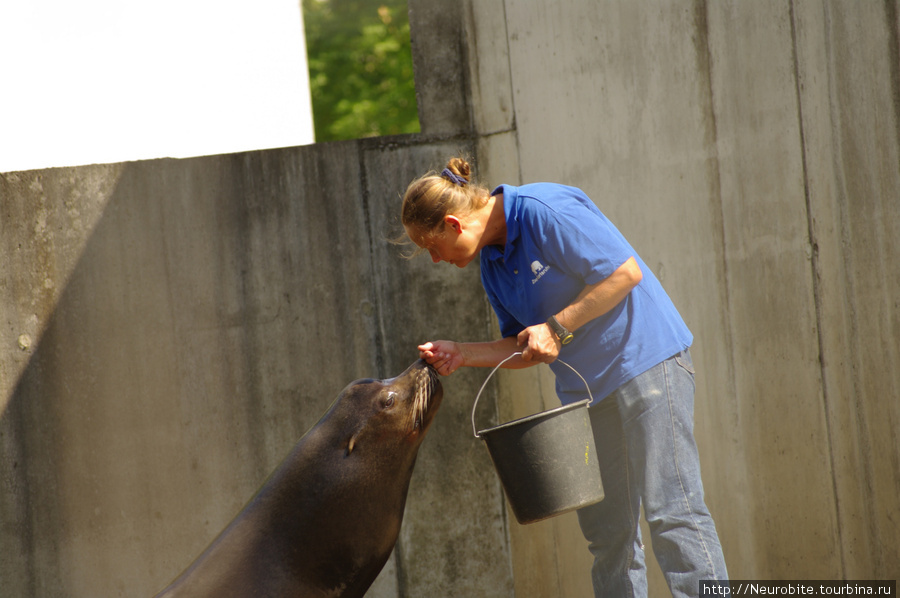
[408,369,433,431]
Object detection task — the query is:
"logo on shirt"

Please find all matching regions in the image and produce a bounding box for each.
[530,260,550,284]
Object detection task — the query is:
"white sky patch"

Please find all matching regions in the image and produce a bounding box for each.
[0,0,314,173]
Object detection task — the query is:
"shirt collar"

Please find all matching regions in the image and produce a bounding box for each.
[481,184,519,262]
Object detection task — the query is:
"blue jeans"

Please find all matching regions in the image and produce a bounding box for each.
[576,350,728,597]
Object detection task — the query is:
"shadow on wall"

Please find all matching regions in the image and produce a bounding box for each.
[0,149,388,595]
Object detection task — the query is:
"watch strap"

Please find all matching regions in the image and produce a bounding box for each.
[547,315,574,345]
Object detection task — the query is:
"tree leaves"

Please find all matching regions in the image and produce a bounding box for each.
[303,0,420,141]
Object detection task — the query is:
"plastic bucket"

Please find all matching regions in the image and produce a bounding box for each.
[472,353,605,524]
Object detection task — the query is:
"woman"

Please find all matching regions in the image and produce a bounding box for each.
[400,157,728,597]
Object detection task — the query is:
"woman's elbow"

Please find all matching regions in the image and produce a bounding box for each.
[625,256,643,286]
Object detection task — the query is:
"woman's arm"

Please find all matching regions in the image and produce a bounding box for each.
[418,336,536,376]
[420,256,642,374]
[517,256,643,363]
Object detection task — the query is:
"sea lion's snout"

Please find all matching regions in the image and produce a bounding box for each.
[409,357,437,375]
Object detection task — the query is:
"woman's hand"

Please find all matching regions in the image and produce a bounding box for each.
[516,323,560,363]
[418,341,464,376]
[418,336,542,374]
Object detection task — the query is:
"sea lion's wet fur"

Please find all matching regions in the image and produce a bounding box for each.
[155,360,442,598]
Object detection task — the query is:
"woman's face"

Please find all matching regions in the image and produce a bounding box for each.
[407,217,479,268]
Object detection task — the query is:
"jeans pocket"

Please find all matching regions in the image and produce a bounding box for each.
[674,350,695,375]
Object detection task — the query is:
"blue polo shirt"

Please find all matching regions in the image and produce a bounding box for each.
[480,183,692,404]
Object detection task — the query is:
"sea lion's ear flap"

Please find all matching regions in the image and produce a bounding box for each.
[346,435,357,456]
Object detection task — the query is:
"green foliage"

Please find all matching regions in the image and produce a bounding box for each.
[303,0,420,141]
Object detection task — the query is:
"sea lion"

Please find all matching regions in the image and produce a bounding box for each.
[154,359,443,598]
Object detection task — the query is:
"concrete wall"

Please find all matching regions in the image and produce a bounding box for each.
[2,0,899,596]
[0,140,515,596]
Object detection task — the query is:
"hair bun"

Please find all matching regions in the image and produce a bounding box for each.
[445,157,471,183]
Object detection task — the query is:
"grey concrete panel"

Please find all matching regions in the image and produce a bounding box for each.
[408,0,471,135]
[705,1,840,578]
[362,138,514,597]
[794,0,900,579]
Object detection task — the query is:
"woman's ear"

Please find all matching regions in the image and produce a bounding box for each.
[444,215,463,234]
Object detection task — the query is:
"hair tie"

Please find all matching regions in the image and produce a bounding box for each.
[441,168,467,187]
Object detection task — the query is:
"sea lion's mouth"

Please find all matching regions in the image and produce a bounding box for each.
[409,364,441,432]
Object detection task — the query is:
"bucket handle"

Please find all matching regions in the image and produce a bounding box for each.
[471,352,595,438]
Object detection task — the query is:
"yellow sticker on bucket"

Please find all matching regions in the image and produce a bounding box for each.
[584,417,591,464]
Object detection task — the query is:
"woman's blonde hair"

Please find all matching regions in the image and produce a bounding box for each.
[400,157,490,247]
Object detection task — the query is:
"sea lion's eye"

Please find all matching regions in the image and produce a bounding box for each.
[384,393,395,408]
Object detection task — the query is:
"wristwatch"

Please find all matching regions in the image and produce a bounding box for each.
[546,315,574,345]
